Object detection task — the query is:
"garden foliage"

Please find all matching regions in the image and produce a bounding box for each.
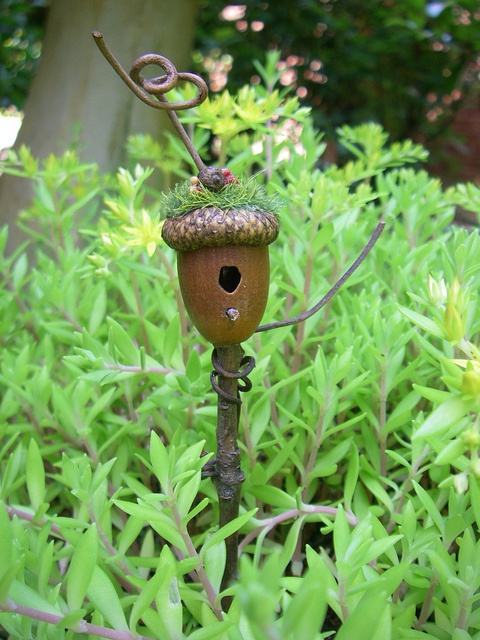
[194,0,480,141]
[1,57,480,639]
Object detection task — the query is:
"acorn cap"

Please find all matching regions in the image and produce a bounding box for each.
[162,206,280,252]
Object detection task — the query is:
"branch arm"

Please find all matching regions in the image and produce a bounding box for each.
[256,220,385,333]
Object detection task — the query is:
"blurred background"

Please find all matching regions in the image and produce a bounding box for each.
[0,0,479,216]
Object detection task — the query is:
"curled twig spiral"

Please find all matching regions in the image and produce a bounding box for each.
[92,31,207,169]
[210,349,255,405]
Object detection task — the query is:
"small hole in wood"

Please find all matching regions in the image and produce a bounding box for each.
[219,266,241,293]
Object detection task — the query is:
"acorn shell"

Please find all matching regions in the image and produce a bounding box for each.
[162,205,279,345]
[161,206,279,252]
[177,244,270,345]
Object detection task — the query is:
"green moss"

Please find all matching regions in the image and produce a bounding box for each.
[161,176,282,218]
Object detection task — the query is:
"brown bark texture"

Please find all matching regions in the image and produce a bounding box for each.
[0,0,197,249]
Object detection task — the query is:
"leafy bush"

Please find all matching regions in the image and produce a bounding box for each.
[195,0,480,141]
[0,0,48,109]
[1,68,480,639]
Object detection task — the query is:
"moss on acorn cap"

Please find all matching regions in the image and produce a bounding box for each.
[161,173,281,252]
[162,206,280,252]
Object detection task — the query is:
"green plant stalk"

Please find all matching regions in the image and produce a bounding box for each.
[156,248,189,363]
[213,344,245,593]
[387,447,430,534]
[1,263,40,343]
[415,574,439,630]
[218,135,229,170]
[0,599,153,640]
[130,270,152,355]
[291,244,314,375]
[169,498,223,621]
[379,359,388,479]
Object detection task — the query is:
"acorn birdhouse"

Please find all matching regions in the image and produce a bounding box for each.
[161,167,280,345]
[94,33,385,598]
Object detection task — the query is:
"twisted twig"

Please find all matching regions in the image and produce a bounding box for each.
[92,31,207,170]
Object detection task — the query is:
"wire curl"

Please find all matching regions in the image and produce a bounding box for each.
[210,350,255,405]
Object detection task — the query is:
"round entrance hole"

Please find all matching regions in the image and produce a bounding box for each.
[219,265,241,293]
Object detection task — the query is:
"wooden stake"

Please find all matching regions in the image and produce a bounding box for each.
[213,344,245,593]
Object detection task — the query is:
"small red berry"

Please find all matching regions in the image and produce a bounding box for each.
[222,168,238,185]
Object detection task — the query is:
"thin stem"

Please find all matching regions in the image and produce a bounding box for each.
[253,334,280,429]
[291,245,314,375]
[170,500,223,620]
[59,306,83,332]
[103,362,183,375]
[302,390,329,502]
[379,358,388,479]
[415,575,438,630]
[256,221,385,333]
[218,136,229,170]
[240,403,257,472]
[239,505,358,553]
[92,32,206,172]
[456,591,470,631]
[86,504,137,595]
[5,505,62,537]
[2,266,40,342]
[156,248,190,363]
[387,446,430,534]
[0,600,153,640]
[7,503,138,597]
[130,271,152,355]
[338,581,350,622]
[265,120,274,181]
[165,110,205,172]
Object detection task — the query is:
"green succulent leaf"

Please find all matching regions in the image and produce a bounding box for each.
[66,524,99,611]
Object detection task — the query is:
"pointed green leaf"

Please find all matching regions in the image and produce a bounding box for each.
[333,505,350,562]
[398,304,446,339]
[26,439,46,512]
[118,517,146,555]
[182,497,210,526]
[0,561,22,603]
[248,485,296,509]
[412,480,444,534]
[176,472,201,519]
[0,502,12,578]
[87,566,129,631]
[88,282,107,335]
[344,443,359,512]
[203,538,226,594]
[186,348,202,382]
[149,431,169,491]
[187,621,235,640]
[12,252,28,290]
[281,562,327,640]
[129,566,167,632]
[335,587,391,640]
[470,477,480,532]
[84,388,116,429]
[201,509,257,555]
[38,540,54,598]
[414,396,473,440]
[163,314,180,366]
[107,317,139,363]
[66,524,98,611]
[58,609,88,629]
[153,547,182,640]
[113,500,186,552]
[434,438,467,466]
[413,384,451,405]
[9,580,62,617]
